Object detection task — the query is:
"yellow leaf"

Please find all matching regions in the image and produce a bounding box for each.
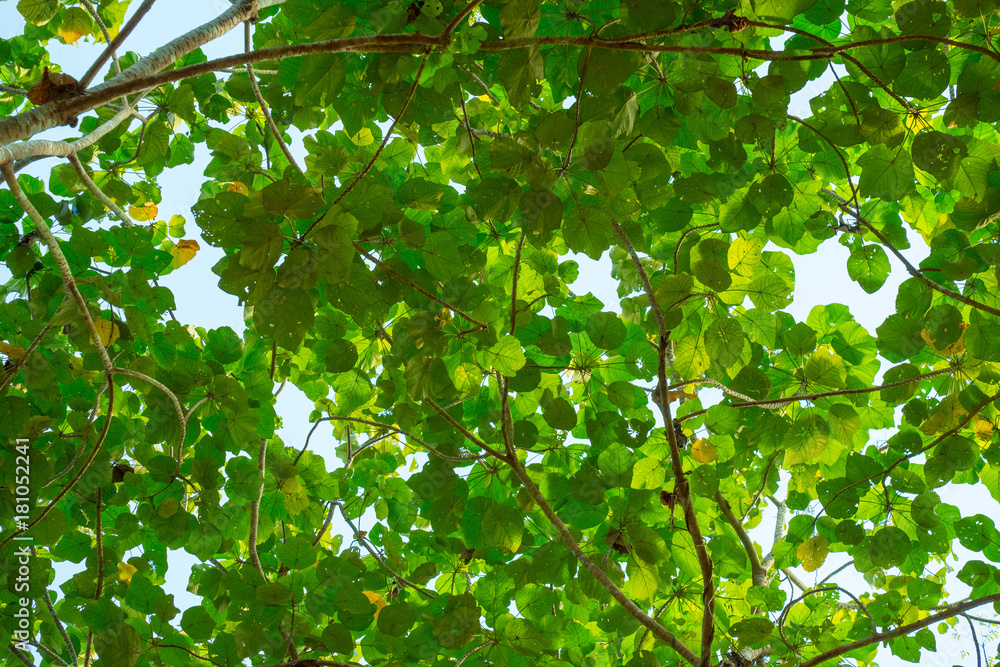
[363,590,387,619]
[168,239,200,269]
[0,341,27,359]
[435,307,453,327]
[975,419,994,442]
[920,328,965,356]
[90,319,119,347]
[905,108,932,132]
[58,8,91,44]
[225,181,249,195]
[350,128,374,146]
[797,535,830,572]
[691,438,717,464]
[129,202,158,221]
[168,214,186,237]
[117,562,138,584]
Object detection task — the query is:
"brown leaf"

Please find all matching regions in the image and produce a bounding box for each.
[112,462,135,483]
[27,67,82,105]
[605,528,632,554]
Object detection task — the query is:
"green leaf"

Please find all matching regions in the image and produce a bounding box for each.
[499,0,540,38]
[585,311,626,350]
[181,606,217,642]
[847,245,890,294]
[377,602,416,636]
[857,145,915,201]
[488,335,527,376]
[869,526,912,568]
[482,504,524,554]
[783,414,830,465]
[582,48,640,96]
[563,206,614,260]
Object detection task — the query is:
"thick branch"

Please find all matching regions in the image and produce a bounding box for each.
[0,102,136,167]
[1,164,114,374]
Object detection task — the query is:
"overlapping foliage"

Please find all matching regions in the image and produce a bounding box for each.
[4,0,1000,665]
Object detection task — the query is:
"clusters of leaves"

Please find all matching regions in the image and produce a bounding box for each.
[5,0,1000,666]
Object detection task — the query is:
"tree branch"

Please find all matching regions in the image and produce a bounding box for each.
[1,163,114,375]
[332,500,436,599]
[244,21,303,177]
[0,384,114,551]
[614,219,714,666]
[799,594,1000,667]
[79,0,157,88]
[352,243,487,330]
[40,579,78,667]
[68,154,134,226]
[505,452,699,664]
[296,54,428,245]
[113,367,186,472]
[248,437,268,576]
[715,492,766,587]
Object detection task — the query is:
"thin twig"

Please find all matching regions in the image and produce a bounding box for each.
[0,82,27,97]
[443,0,485,37]
[244,21,303,176]
[113,367,186,471]
[296,54,429,246]
[0,321,55,392]
[29,640,70,667]
[353,243,487,329]
[614,219,714,663]
[40,578,78,667]
[312,502,337,547]
[79,0,157,88]
[424,399,511,462]
[679,365,958,420]
[455,640,494,666]
[799,593,1000,667]
[458,86,484,179]
[248,437,267,576]
[560,47,591,176]
[0,385,114,552]
[68,154,133,226]
[503,452,699,665]
[333,500,436,599]
[716,492,766,586]
[510,234,525,335]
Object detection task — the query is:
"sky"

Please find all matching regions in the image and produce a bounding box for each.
[1,1,998,665]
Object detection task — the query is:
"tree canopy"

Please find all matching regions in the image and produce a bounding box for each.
[5,0,1000,665]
